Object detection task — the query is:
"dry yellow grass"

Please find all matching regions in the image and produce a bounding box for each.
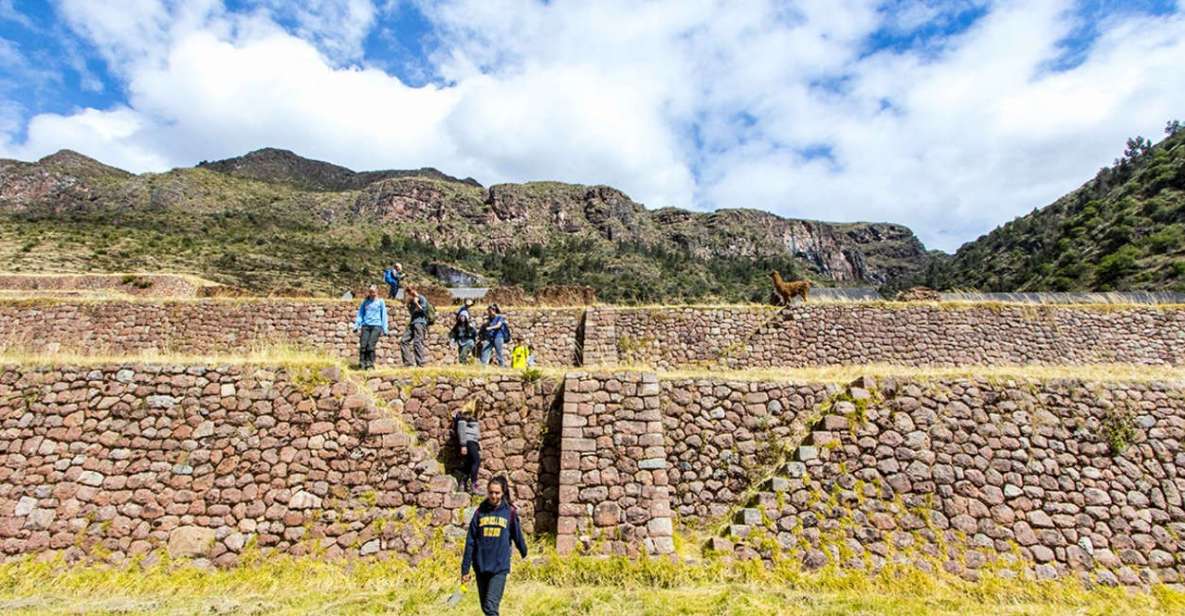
[0,347,337,370]
[1,348,1181,386]
[0,546,1180,616]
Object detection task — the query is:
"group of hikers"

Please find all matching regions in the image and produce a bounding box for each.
[350,262,537,370]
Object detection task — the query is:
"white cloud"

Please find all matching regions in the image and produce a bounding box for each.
[2,0,1184,252]
[251,0,377,62]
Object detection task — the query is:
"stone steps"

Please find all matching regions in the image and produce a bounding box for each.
[708,377,875,556]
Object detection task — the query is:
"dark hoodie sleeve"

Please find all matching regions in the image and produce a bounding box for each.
[461,509,478,576]
[510,507,528,559]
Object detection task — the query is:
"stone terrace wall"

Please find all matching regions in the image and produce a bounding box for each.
[716,376,1185,584]
[0,300,582,367]
[660,379,831,525]
[0,363,468,565]
[584,304,1185,369]
[364,374,563,533]
[557,372,674,556]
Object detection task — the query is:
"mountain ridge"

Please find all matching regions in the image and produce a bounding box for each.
[0,147,931,301]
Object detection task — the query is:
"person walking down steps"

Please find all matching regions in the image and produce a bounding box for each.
[400,287,435,367]
[455,408,481,492]
[352,285,388,370]
[461,476,527,616]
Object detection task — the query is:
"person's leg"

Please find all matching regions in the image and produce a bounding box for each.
[467,441,481,489]
[482,571,507,615]
[364,326,381,368]
[493,337,505,367]
[480,340,492,365]
[413,322,427,366]
[476,572,490,614]
[458,341,471,364]
[357,329,367,368]
[399,324,415,366]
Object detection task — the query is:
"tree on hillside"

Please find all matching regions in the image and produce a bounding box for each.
[1167,120,1182,136]
[1124,136,1152,161]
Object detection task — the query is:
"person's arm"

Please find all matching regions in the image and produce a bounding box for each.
[354,303,364,331]
[380,300,389,335]
[461,511,478,579]
[510,508,527,559]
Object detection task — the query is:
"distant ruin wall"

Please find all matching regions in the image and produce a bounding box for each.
[0,300,582,367]
[581,304,1185,368]
[0,274,212,298]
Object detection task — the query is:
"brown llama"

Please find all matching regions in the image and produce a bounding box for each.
[770,271,812,305]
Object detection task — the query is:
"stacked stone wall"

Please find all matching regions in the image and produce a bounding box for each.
[2,363,1184,583]
[0,300,582,367]
[711,376,1185,585]
[0,363,467,565]
[659,379,830,524]
[587,304,1185,369]
[364,374,563,533]
[556,372,673,555]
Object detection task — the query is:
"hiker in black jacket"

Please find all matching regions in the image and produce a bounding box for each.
[461,475,527,616]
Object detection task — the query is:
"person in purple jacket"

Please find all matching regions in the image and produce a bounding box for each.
[460,475,527,616]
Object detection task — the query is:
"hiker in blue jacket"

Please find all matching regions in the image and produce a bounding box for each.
[479,304,510,367]
[382,263,403,299]
[461,476,527,616]
[351,285,388,370]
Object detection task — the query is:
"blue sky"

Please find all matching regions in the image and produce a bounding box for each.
[1,0,1183,251]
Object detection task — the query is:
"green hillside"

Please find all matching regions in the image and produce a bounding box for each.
[933,122,1185,292]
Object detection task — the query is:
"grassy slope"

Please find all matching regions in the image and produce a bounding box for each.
[935,128,1185,292]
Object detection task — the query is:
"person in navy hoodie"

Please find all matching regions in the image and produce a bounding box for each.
[461,475,527,616]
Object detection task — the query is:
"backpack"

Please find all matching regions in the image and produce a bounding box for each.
[500,320,511,342]
[422,296,436,325]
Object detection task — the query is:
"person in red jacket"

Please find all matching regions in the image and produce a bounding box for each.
[460,475,527,615]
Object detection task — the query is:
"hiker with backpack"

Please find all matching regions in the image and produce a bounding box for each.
[450,306,479,364]
[400,287,435,366]
[479,304,510,367]
[461,475,527,616]
[383,263,403,299]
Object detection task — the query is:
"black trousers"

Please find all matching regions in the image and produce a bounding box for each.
[476,571,508,616]
[358,325,382,368]
[464,440,481,488]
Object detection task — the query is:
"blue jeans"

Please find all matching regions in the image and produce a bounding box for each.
[476,571,507,615]
[480,337,505,366]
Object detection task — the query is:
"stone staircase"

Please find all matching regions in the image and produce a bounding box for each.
[706,378,875,559]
